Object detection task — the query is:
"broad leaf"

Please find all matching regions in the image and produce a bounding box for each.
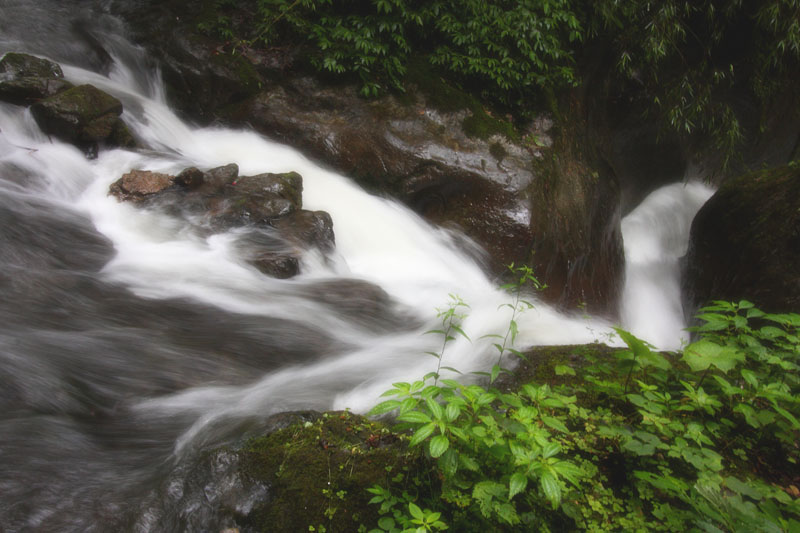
[509,472,528,499]
[682,340,744,373]
[429,434,450,458]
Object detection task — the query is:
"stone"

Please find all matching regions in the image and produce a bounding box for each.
[0,52,72,105]
[683,164,800,314]
[30,84,135,149]
[109,169,176,203]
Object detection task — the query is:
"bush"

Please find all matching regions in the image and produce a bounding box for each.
[367,299,800,531]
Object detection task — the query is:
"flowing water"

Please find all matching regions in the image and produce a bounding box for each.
[0,2,713,530]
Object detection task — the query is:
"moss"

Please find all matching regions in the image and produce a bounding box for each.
[236,411,426,532]
[461,108,518,141]
[210,51,263,94]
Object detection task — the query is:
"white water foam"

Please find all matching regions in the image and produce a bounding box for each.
[619,182,715,349]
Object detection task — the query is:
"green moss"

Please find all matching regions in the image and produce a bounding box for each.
[209,51,263,94]
[461,108,518,141]
[236,411,426,532]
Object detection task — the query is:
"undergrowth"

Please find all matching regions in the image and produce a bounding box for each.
[366,272,800,531]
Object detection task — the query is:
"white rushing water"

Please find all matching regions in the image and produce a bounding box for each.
[0,8,712,528]
[619,182,715,349]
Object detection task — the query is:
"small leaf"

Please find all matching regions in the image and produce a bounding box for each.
[509,472,528,499]
[554,365,576,376]
[369,399,401,416]
[409,422,437,446]
[542,415,569,433]
[429,435,450,458]
[397,411,432,424]
[540,471,561,508]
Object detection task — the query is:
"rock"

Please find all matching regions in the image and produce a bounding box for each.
[109,169,177,203]
[0,52,73,105]
[214,171,303,227]
[683,164,800,314]
[29,84,135,150]
[252,252,299,279]
[109,165,336,279]
[139,411,421,532]
[272,210,334,253]
[174,166,205,189]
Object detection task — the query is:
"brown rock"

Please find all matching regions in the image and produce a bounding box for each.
[109,170,176,203]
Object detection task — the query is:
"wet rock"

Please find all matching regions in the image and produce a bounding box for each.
[0,52,72,105]
[30,84,136,150]
[109,169,177,203]
[174,166,204,189]
[141,411,420,532]
[109,165,335,279]
[683,164,800,314]
[215,171,303,227]
[252,252,299,279]
[272,210,334,253]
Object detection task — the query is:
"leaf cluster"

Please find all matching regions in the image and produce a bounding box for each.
[367,299,800,531]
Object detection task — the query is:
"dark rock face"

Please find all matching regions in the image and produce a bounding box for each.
[0,52,72,105]
[109,164,335,278]
[30,84,135,149]
[683,164,800,314]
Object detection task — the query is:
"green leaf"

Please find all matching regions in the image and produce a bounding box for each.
[539,471,561,508]
[425,397,444,421]
[682,340,744,373]
[542,441,562,459]
[409,422,437,446]
[554,364,576,376]
[429,435,450,458]
[397,411,432,424]
[509,472,528,499]
[408,502,424,520]
[378,517,396,530]
[369,399,401,416]
[542,415,569,433]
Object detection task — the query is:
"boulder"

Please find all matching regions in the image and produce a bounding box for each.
[0,52,72,105]
[30,84,135,150]
[683,164,800,314]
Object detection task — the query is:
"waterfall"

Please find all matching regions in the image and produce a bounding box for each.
[0,1,711,529]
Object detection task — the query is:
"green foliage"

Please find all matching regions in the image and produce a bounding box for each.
[587,0,800,164]
[367,294,800,531]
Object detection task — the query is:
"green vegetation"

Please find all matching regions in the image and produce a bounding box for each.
[366,296,800,532]
[201,0,800,158]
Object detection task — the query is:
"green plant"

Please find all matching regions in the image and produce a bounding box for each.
[366,297,800,531]
[480,263,546,383]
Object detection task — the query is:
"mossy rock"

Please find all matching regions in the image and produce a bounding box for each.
[0,52,72,105]
[232,411,424,532]
[30,84,135,149]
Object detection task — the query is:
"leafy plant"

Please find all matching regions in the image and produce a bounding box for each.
[366,296,800,531]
